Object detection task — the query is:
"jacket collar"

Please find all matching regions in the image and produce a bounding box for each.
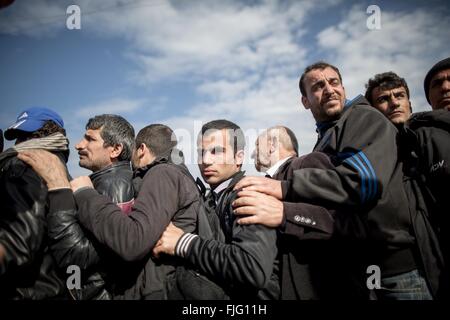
[266,156,293,178]
[214,170,245,197]
[90,161,131,180]
[133,148,186,178]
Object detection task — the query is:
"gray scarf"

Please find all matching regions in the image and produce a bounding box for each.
[0,132,69,164]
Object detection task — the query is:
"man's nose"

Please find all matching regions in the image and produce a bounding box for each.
[441,79,450,91]
[75,139,85,150]
[202,151,213,165]
[389,98,400,109]
[323,81,334,94]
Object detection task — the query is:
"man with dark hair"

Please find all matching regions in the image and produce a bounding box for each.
[26,114,137,300]
[132,124,180,194]
[401,57,450,297]
[19,123,200,300]
[0,107,67,299]
[424,57,450,111]
[235,61,440,299]
[132,124,177,170]
[365,71,412,125]
[76,114,135,211]
[153,119,279,299]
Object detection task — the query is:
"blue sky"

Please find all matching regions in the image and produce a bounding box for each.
[1,0,449,179]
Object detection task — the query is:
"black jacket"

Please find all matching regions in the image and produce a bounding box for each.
[406,110,450,223]
[47,160,134,300]
[181,172,280,299]
[90,161,135,212]
[404,110,450,297]
[275,153,370,300]
[282,96,417,277]
[73,151,199,299]
[0,153,67,300]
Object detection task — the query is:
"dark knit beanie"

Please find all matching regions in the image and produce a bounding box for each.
[424,57,450,104]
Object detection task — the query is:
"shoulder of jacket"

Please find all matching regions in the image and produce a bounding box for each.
[144,163,195,187]
[2,157,39,181]
[345,103,390,128]
[301,151,330,162]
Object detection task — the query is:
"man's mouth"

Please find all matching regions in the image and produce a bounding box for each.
[202,169,216,177]
[389,110,404,117]
[323,96,339,104]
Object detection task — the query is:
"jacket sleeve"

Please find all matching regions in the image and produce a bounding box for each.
[283,106,398,208]
[0,165,47,277]
[75,165,197,262]
[183,192,278,290]
[280,152,336,240]
[47,188,101,270]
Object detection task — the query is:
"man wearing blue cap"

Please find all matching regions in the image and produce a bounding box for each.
[0,107,68,299]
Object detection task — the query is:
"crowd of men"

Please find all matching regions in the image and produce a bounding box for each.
[0,57,449,300]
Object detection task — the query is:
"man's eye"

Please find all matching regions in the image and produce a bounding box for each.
[329,79,339,85]
[312,83,323,91]
[431,79,442,88]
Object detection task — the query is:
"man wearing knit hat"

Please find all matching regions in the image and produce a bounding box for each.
[0,107,68,299]
[424,57,450,111]
[399,57,450,298]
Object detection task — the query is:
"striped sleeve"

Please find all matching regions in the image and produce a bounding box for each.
[339,151,378,204]
[175,233,198,258]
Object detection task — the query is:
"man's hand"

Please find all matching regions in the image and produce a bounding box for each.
[17,149,70,190]
[232,190,284,228]
[233,176,283,200]
[153,222,184,258]
[70,176,94,193]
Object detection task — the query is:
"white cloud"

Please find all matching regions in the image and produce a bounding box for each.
[77,0,320,83]
[74,98,146,118]
[0,0,66,37]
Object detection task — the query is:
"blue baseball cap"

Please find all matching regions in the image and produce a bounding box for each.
[4,107,64,140]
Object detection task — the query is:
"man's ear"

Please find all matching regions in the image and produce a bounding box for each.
[301,96,310,110]
[269,137,277,154]
[235,149,244,166]
[110,143,124,160]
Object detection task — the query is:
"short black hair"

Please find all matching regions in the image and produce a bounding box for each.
[14,120,66,143]
[365,71,410,105]
[299,61,343,97]
[86,114,135,162]
[135,124,177,157]
[200,119,245,154]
